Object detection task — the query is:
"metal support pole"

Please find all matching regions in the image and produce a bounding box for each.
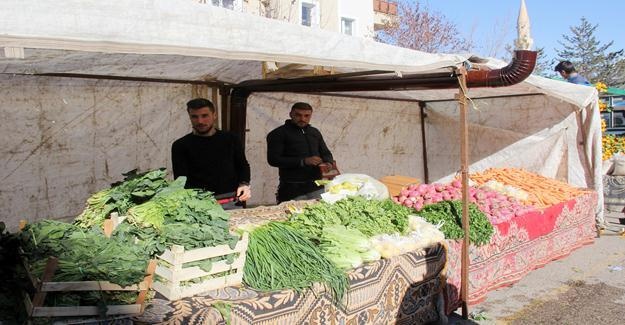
[219,87,230,131]
[456,71,471,319]
[419,101,430,184]
[229,88,251,146]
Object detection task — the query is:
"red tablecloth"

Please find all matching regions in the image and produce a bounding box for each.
[444,192,597,314]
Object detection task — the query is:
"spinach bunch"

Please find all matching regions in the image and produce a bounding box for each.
[20,220,150,287]
[126,177,229,230]
[113,179,236,258]
[75,169,169,228]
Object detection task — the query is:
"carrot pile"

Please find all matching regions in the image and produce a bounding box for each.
[470,168,589,208]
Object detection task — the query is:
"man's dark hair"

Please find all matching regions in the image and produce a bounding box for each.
[554,61,576,74]
[291,102,313,111]
[187,98,215,112]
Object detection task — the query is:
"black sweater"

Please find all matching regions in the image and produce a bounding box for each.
[266,120,333,183]
[171,131,250,195]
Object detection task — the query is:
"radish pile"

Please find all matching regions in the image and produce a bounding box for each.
[392,180,536,224]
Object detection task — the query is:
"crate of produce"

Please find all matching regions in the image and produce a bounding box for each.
[152,232,249,300]
[18,220,157,318]
[21,255,156,318]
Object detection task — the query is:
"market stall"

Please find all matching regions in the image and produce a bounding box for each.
[11,174,450,324]
[0,0,604,322]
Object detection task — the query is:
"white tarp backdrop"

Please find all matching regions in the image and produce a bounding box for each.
[0,75,190,227]
[0,0,603,229]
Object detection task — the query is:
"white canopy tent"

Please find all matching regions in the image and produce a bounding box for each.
[0,0,602,231]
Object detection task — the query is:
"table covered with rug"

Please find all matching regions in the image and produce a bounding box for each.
[129,201,447,324]
[136,243,446,324]
[443,191,597,313]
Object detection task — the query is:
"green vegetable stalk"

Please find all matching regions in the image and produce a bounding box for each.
[243,222,348,304]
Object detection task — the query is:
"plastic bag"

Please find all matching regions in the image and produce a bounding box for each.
[320,173,389,203]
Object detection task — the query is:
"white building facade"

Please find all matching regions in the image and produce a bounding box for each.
[204,0,395,38]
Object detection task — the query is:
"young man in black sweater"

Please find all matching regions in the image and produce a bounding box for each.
[172,98,251,207]
[266,102,334,203]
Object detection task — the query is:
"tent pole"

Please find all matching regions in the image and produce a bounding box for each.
[229,88,250,145]
[219,86,231,131]
[456,70,471,319]
[419,101,429,184]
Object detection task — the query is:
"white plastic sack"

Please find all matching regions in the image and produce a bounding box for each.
[321,173,389,203]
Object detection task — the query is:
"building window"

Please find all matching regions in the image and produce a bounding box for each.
[341,17,354,36]
[302,3,314,27]
[212,0,234,10]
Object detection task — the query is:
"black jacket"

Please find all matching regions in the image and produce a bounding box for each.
[172,130,250,195]
[266,120,333,183]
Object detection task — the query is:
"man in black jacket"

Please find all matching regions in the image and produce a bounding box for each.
[266,102,334,203]
[172,98,251,207]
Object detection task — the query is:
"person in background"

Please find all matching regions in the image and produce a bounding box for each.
[172,98,250,209]
[554,61,591,85]
[267,102,334,203]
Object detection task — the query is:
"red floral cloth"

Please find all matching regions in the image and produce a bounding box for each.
[444,192,597,314]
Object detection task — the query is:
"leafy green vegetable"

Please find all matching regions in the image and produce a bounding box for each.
[320,245,363,270]
[243,222,348,304]
[288,197,411,238]
[212,301,232,325]
[125,178,229,231]
[110,221,237,259]
[417,200,494,246]
[115,180,237,270]
[74,169,169,228]
[360,249,382,262]
[317,225,377,270]
[320,225,370,253]
[19,220,150,287]
[15,172,239,310]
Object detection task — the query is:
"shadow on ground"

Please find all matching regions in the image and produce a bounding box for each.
[503,280,625,324]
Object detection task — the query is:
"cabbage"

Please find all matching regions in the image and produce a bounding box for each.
[321,225,371,252]
[360,249,381,262]
[322,246,363,270]
[318,225,375,269]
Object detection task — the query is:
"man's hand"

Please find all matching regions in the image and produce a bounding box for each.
[237,184,251,202]
[304,156,323,166]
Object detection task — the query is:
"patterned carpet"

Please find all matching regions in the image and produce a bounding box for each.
[444,192,597,314]
[136,245,446,324]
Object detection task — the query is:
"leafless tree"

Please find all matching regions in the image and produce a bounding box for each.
[480,18,513,58]
[258,0,296,21]
[376,1,469,53]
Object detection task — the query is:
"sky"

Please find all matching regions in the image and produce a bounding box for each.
[412,0,625,62]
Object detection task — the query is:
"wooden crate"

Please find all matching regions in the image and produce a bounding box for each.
[18,220,156,318]
[379,175,421,197]
[152,232,249,300]
[21,256,156,318]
